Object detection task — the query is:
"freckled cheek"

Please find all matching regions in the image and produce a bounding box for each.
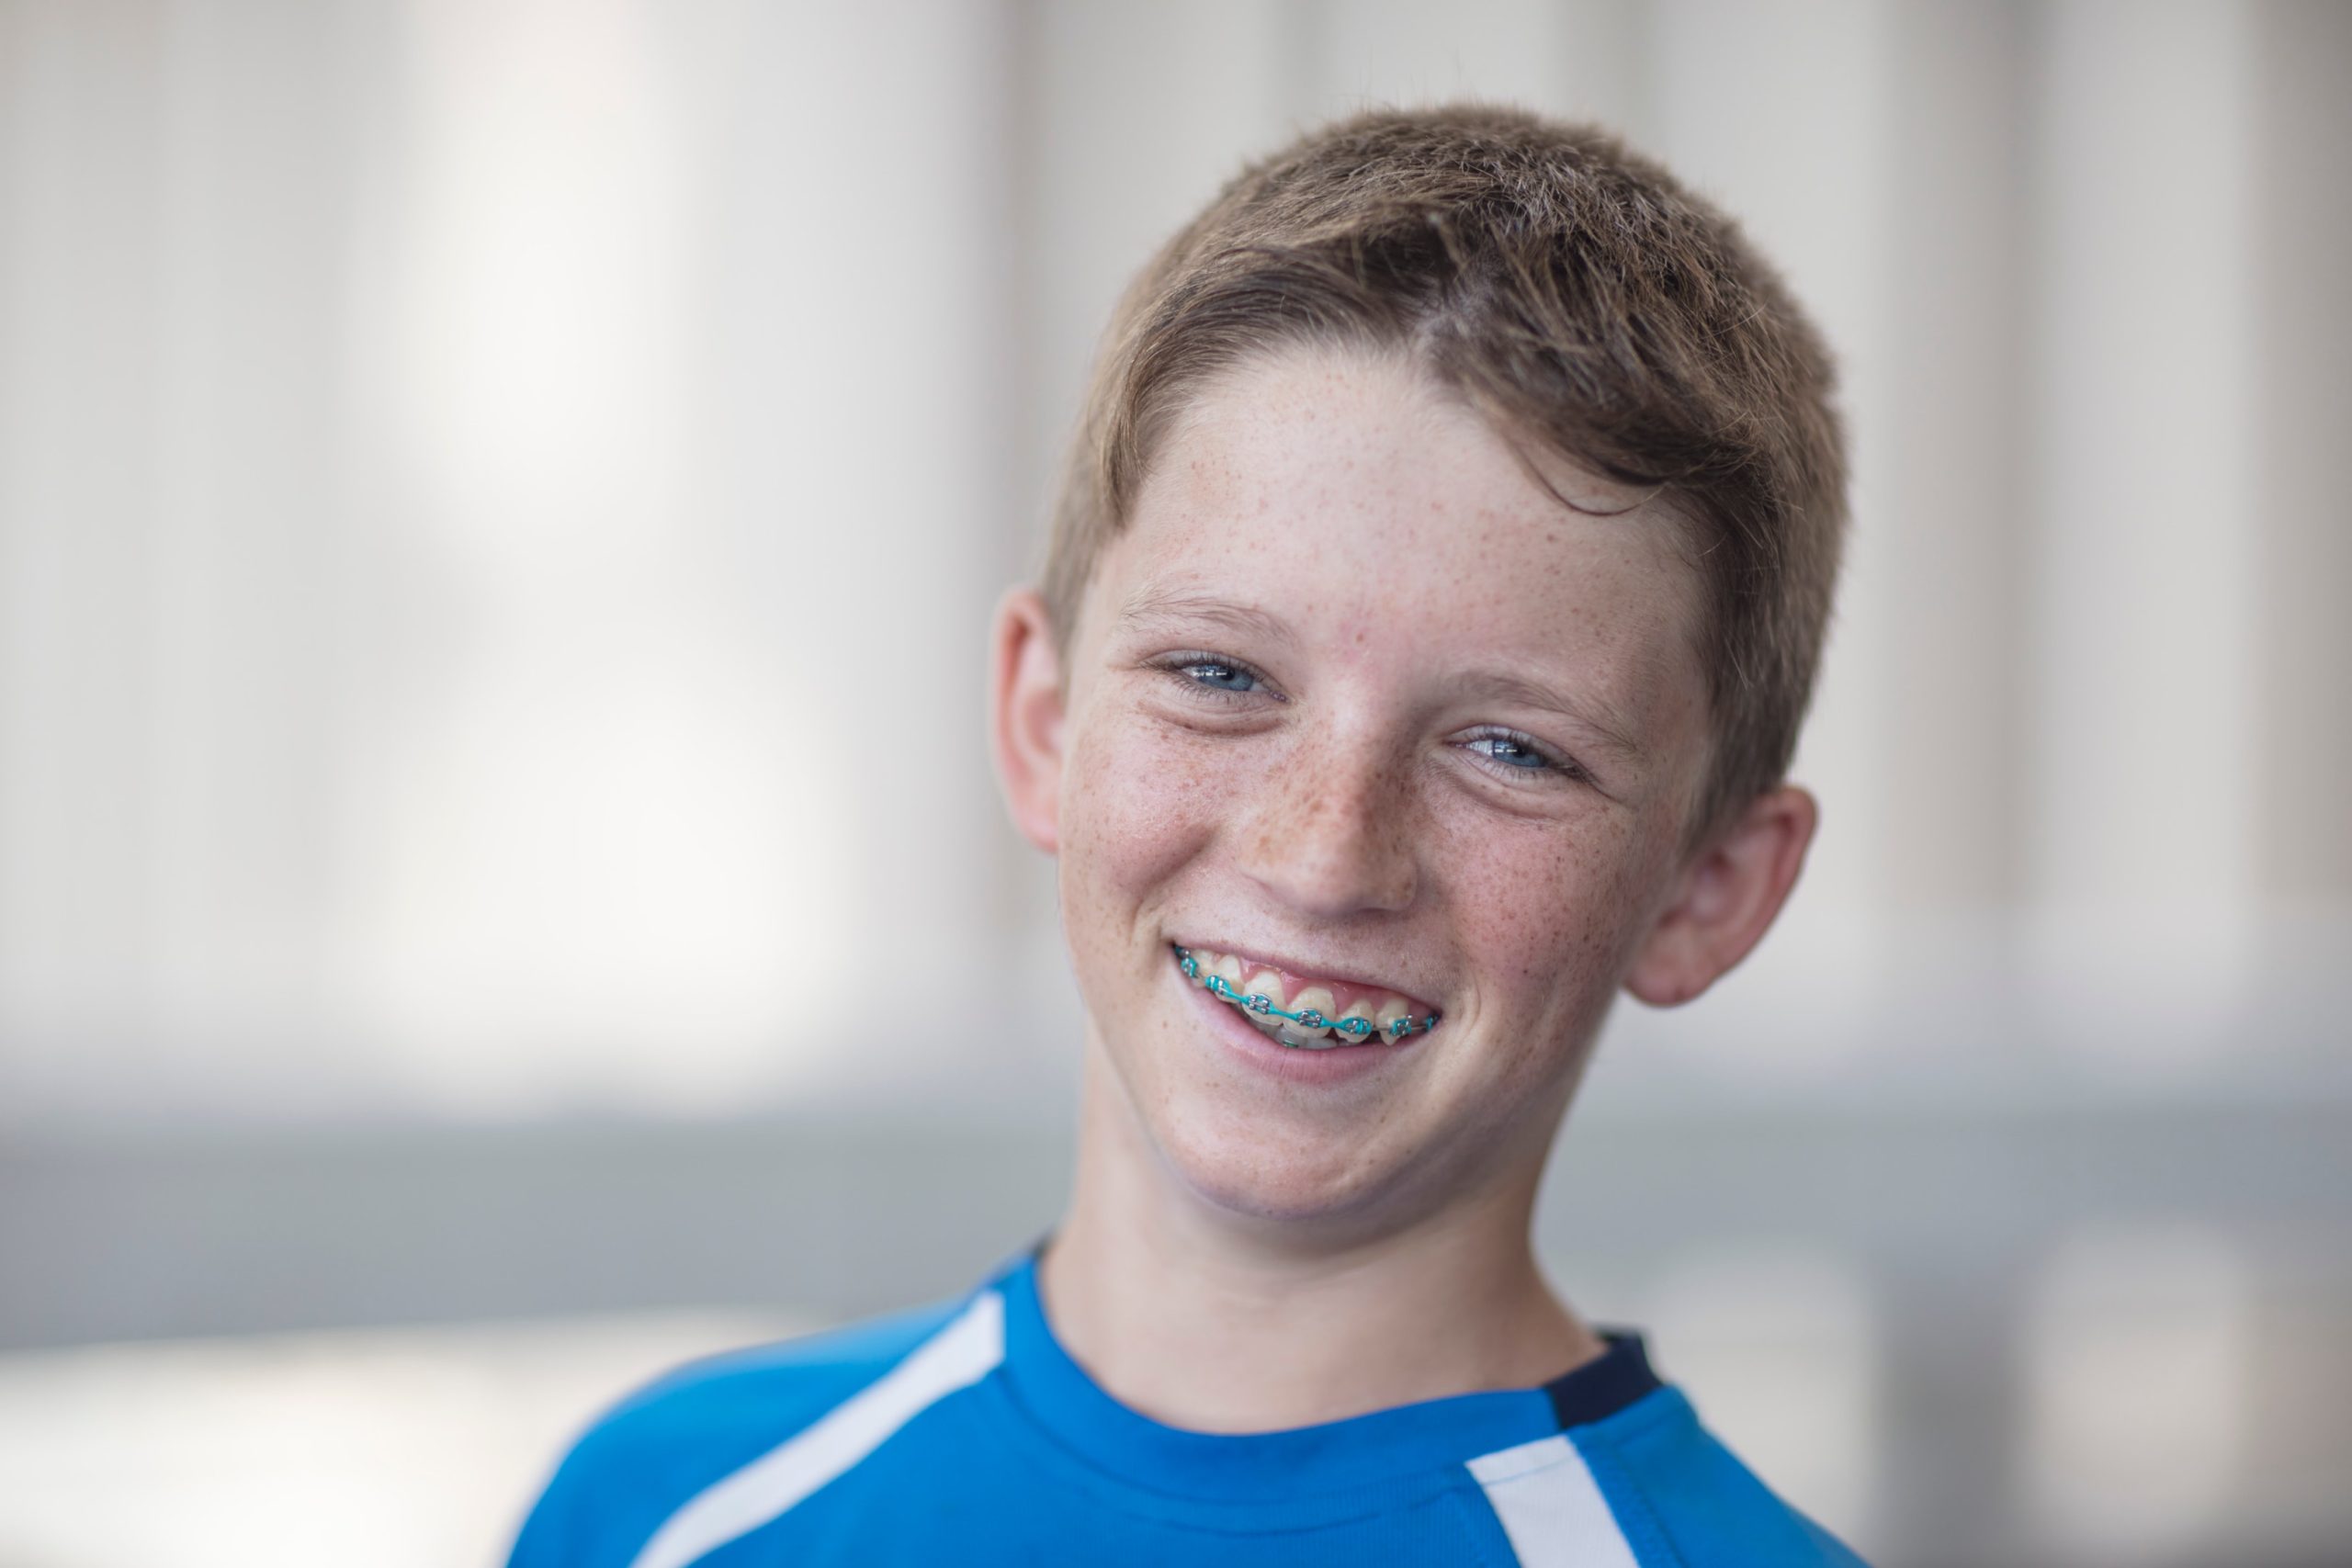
[1443,822,1643,1035]
[1059,716,1234,911]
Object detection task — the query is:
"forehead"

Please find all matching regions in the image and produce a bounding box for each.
[1105,345,1706,748]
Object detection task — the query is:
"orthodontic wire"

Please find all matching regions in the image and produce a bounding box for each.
[1172,945,1441,1042]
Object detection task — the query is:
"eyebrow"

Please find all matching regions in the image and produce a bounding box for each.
[1115,587,1297,651]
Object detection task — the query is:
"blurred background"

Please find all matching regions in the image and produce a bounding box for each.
[1,1,2346,1564]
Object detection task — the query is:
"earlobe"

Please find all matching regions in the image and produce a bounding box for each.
[989,586,1069,856]
[1623,785,1818,1008]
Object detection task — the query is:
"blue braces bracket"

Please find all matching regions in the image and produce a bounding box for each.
[1173,944,1441,1043]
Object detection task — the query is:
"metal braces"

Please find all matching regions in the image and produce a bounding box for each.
[1172,944,1441,1043]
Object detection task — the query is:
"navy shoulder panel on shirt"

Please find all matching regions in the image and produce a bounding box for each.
[504,1294,968,1568]
[1572,1388,1871,1567]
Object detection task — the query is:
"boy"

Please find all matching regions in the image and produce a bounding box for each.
[509,104,1861,1565]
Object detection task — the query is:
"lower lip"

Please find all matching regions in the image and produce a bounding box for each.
[1174,961,1429,1086]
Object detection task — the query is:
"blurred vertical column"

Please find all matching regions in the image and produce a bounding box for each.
[1866,9,2042,1551]
[2023,0,2261,1059]
[1871,4,2032,931]
[2255,3,2352,929]
[670,0,1025,1091]
[0,3,169,1104]
[147,0,371,1104]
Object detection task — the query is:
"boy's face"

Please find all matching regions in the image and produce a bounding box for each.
[995,344,1805,1232]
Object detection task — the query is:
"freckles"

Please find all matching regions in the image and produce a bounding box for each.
[1458,829,1629,998]
[1239,750,1416,869]
[1244,764,1330,846]
[1065,721,1233,908]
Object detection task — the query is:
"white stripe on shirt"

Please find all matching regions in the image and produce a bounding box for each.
[1467,1432,1641,1568]
[628,1290,1007,1568]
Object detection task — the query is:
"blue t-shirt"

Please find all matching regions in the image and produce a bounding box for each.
[509,1247,1868,1566]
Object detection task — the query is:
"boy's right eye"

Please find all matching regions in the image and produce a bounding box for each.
[1148,651,1275,704]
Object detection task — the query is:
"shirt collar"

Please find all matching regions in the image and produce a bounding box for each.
[979,1242,1662,1504]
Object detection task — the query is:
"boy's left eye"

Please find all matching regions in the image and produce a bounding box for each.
[1461,728,1578,781]
[1177,660,1259,694]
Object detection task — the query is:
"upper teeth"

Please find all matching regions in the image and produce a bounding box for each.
[1280,987,1337,1047]
[1172,944,1439,1048]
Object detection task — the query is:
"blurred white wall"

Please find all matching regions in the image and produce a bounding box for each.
[3,0,2346,1122]
[5,0,2345,1128]
[1,0,1029,1120]
[2,4,2348,1566]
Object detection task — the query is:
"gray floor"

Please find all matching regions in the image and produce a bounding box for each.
[6,1100,2347,1568]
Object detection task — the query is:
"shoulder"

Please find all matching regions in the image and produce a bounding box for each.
[504,1292,981,1568]
[1571,1387,1871,1568]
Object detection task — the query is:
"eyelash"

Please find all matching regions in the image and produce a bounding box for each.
[1150,651,1278,705]
[1148,652,1589,787]
[1459,727,1587,785]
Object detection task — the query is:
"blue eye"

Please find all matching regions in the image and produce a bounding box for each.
[1464,729,1574,779]
[1180,660,1259,693]
[1145,649,1279,708]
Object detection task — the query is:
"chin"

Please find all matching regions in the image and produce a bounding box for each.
[1150,1100,1417,1230]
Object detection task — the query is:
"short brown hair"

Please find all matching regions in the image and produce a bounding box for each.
[1042,103,1847,851]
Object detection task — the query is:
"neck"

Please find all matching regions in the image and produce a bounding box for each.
[1036,1048,1603,1434]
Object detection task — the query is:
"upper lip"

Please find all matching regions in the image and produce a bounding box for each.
[1169,937,1442,1015]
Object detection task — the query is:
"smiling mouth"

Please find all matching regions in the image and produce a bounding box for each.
[1170,943,1442,1050]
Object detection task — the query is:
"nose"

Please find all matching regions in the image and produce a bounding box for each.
[1233,732,1419,918]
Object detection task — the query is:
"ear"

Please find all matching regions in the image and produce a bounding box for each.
[989,586,1068,855]
[1623,784,1818,1008]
